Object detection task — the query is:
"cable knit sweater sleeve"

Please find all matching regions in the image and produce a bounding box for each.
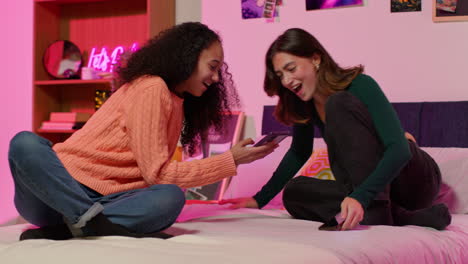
[124,77,237,188]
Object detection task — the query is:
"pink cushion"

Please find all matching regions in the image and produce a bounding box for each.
[300,149,335,180]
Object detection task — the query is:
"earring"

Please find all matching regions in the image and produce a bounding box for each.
[315,63,320,71]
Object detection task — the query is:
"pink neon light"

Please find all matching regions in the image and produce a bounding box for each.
[87,42,139,72]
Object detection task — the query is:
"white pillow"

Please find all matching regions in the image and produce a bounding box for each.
[423,147,468,214]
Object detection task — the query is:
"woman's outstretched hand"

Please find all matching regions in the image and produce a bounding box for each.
[230,138,278,166]
[340,197,364,231]
[219,197,259,209]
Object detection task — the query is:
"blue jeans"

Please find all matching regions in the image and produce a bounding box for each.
[8,131,185,234]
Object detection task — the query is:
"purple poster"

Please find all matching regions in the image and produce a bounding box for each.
[306,0,363,10]
[242,0,281,19]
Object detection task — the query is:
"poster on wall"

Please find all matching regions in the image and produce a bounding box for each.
[436,0,458,12]
[391,0,422,12]
[306,0,363,10]
[241,0,283,19]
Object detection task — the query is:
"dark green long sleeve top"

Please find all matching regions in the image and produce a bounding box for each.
[253,74,412,209]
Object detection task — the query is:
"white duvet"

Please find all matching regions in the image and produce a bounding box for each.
[1,205,467,264]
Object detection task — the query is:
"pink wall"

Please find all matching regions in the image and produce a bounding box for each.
[0,0,33,223]
[202,0,468,139]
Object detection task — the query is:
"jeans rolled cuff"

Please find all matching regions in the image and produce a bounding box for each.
[72,202,104,229]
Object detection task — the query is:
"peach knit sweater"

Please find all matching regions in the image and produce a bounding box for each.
[53,76,237,195]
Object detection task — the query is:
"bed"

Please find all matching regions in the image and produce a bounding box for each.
[1,101,468,264]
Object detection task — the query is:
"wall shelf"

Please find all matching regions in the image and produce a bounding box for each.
[32,0,175,143]
[35,79,111,85]
[37,129,77,134]
[35,0,112,4]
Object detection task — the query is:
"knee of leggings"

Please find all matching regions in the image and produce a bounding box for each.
[282,178,302,204]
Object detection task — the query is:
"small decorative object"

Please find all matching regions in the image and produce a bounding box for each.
[391,0,422,12]
[94,90,111,110]
[43,40,82,79]
[81,67,97,80]
[241,0,280,19]
[306,0,363,11]
[87,43,139,73]
[263,0,277,18]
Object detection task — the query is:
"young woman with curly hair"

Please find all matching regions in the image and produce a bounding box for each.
[9,22,277,240]
[221,28,451,231]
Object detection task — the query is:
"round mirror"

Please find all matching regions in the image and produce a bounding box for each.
[43,40,82,79]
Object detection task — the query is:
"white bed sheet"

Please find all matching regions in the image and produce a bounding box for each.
[1,205,467,264]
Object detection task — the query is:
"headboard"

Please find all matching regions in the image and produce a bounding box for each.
[262,101,468,148]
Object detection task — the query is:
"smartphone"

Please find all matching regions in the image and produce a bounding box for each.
[318,222,343,231]
[318,213,345,231]
[253,132,289,147]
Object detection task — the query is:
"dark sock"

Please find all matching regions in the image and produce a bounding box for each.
[82,213,173,239]
[392,203,451,230]
[145,231,174,239]
[19,214,173,241]
[19,224,73,241]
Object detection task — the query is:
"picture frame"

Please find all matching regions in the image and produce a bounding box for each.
[306,0,363,11]
[433,0,468,22]
[391,0,422,12]
[184,111,245,202]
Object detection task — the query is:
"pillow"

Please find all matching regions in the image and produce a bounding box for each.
[300,147,468,213]
[421,147,468,214]
[299,148,335,180]
[421,147,468,165]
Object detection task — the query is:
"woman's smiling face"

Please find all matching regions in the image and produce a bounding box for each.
[272,52,320,101]
[175,41,224,97]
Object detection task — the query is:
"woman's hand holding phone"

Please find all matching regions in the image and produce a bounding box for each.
[230,138,278,166]
[253,132,288,147]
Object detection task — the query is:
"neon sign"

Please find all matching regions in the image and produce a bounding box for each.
[87,42,139,72]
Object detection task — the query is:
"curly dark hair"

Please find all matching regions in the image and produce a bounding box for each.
[116,22,240,155]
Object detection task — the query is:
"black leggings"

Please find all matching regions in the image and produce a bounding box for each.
[283,92,441,225]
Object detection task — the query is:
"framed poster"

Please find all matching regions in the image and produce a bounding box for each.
[433,0,468,22]
[306,0,363,11]
[241,0,282,19]
[391,0,422,12]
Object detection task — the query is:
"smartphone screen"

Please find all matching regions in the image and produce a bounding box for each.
[253,132,288,147]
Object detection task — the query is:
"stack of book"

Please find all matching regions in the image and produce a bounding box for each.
[40,112,92,130]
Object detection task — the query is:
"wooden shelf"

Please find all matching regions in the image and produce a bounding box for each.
[35,79,112,85]
[37,129,78,133]
[33,0,175,142]
[35,0,112,4]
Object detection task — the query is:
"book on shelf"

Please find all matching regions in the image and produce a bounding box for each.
[40,121,86,130]
[49,112,92,123]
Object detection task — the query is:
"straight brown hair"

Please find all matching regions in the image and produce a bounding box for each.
[264,28,363,125]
